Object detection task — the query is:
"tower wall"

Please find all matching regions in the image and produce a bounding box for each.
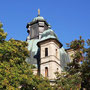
[40,40,61,80]
[27,21,48,40]
[40,61,61,79]
[28,23,39,39]
[40,41,60,59]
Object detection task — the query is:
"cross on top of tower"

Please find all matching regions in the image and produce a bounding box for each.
[38,9,40,16]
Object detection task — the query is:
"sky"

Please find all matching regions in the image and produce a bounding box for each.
[0,0,90,48]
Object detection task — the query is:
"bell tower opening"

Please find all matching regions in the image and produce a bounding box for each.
[26,9,50,40]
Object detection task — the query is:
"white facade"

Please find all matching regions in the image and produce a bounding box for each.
[39,39,62,80]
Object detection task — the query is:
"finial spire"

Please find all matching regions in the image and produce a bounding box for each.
[38,9,40,16]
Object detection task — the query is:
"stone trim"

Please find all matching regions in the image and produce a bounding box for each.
[40,41,60,49]
[27,20,49,28]
[41,55,60,61]
[37,38,63,48]
[40,60,61,66]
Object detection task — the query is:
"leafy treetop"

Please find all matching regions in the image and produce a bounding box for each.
[0,22,7,42]
[0,22,52,90]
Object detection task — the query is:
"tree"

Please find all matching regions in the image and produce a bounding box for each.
[66,36,85,74]
[0,22,7,42]
[0,22,52,90]
[54,36,90,89]
[54,72,81,90]
[54,36,85,89]
[81,39,90,89]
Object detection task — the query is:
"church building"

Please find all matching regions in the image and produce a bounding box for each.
[26,10,70,81]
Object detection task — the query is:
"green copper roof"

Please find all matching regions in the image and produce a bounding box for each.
[60,47,70,70]
[32,16,45,22]
[27,16,50,27]
[26,39,39,67]
[40,29,58,41]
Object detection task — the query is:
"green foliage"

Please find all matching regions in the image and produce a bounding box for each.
[0,39,29,63]
[66,61,80,74]
[66,36,85,75]
[54,72,81,90]
[54,36,90,89]
[66,36,85,50]
[66,37,90,89]
[0,22,7,42]
[0,23,52,90]
[81,39,90,89]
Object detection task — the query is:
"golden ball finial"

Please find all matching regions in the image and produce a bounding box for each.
[38,9,40,16]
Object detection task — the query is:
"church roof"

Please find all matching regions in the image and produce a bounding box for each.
[41,29,58,40]
[32,16,45,22]
[26,39,40,67]
[37,29,63,47]
[26,16,50,28]
[60,47,70,70]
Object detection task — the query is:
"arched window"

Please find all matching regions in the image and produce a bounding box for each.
[45,48,48,57]
[45,67,48,77]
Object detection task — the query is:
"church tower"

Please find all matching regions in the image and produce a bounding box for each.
[26,9,50,40]
[37,29,63,80]
[26,10,70,80]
